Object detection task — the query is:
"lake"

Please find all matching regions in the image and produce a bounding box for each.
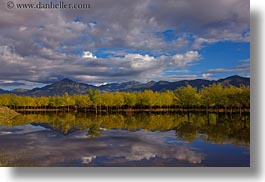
[0,112,250,167]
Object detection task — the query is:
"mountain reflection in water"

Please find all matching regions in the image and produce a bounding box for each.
[0,113,250,167]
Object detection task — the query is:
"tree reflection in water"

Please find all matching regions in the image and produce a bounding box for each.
[86,123,102,139]
[2,112,249,146]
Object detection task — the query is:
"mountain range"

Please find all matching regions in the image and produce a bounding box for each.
[0,75,250,97]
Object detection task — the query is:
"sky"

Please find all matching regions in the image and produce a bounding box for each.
[0,0,250,90]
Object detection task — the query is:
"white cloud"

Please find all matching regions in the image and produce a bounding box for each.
[192,37,216,50]
[81,156,96,164]
[125,54,156,69]
[19,26,27,32]
[202,73,213,79]
[170,51,201,66]
[82,51,97,59]
[125,54,155,62]
[95,82,108,87]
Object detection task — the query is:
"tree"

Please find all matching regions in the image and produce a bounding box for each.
[160,91,174,109]
[112,92,124,111]
[40,97,49,110]
[74,95,91,112]
[175,85,199,108]
[101,92,114,111]
[0,95,10,107]
[124,92,137,109]
[63,92,75,112]
[88,88,101,114]
[138,90,156,109]
[9,95,19,109]
[200,84,223,111]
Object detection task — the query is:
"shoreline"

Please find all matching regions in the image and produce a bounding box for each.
[13,107,250,114]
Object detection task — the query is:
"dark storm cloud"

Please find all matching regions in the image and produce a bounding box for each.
[0,0,249,86]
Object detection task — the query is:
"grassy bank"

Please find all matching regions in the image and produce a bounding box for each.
[0,106,20,120]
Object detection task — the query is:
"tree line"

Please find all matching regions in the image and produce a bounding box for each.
[0,84,250,114]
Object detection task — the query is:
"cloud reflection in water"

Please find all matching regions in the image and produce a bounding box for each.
[0,126,203,166]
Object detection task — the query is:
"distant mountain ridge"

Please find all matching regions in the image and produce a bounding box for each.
[0,88,9,94]
[0,75,250,96]
[25,78,97,97]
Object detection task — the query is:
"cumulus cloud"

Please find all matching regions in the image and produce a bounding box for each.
[0,0,249,87]
[82,51,97,59]
[202,73,213,79]
[0,41,201,85]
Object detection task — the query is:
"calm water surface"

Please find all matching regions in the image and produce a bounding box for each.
[0,113,250,167]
